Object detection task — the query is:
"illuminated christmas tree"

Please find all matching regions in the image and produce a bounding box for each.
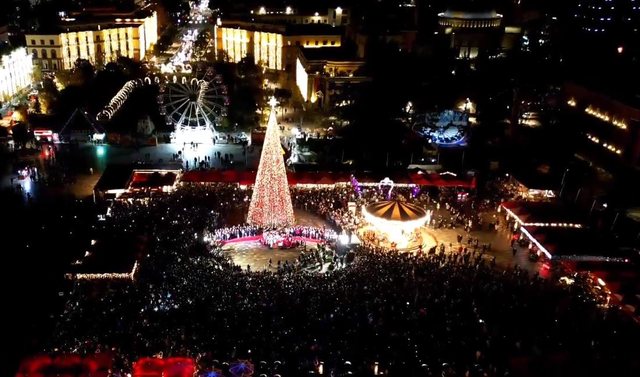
[247,97,295,227]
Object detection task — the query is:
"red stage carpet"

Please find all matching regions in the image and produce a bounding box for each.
[222,235,322,246]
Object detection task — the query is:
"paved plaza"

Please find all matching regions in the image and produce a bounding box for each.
[220,208,545,275]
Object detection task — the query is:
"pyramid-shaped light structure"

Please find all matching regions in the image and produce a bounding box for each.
[247,97,295,227]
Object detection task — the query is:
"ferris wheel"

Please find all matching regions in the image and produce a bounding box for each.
[160,67,228,144]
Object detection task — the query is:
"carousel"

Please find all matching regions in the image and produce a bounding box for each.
[361,200,435,251]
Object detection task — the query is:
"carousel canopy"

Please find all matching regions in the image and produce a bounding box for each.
[364,200,427,222]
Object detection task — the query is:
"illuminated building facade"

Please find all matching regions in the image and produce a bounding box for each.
[563,82,640,170]
[437,1,520,59]
[216,26,283,70]
[295,47,369,109]
[215,21,341,71]
[0,48,33,100]
[26,11,157,71]
[252,7,349,27]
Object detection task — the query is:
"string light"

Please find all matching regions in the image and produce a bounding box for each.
[247,97,295,227]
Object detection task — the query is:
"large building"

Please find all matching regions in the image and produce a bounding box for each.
[26,6,157,71]
[0,47,32,100]
[437,1,520,58]
[215,21,342,71]
[251,6,349,27]
[295,47,369,109]
[563,82,640,172]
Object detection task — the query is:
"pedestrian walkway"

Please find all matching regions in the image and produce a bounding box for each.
[426,212,543,275]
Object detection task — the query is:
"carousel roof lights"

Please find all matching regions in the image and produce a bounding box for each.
[363,200,428,226]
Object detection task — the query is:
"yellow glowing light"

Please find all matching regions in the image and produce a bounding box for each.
[1,48,33,100]
[362,205,428,249]
[585,105,627,129]
[567,98,576,107]
[258,6,266,15]
[296,57,308,101]
[26,11,157,70]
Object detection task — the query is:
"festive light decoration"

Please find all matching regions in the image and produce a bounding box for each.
[350,175,362,197]
[362,200,428,248]
[66,261,139,282]
[247,97,295,227]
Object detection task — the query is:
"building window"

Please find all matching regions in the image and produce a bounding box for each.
[32,49,38,58]
[49,40,54,45]
[323,40,328,45]
[51,50,57,59]
[330,41,335,46]
[31,39,36,45]
[53,63,57,70]
[41,49,48,58]
[96,35,100,41]
[40,39,45,45]
[315,40,319,45]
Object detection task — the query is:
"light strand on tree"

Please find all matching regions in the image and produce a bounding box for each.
[247,97,295,227]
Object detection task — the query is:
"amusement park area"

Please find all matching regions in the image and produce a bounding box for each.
[3,1,640,377]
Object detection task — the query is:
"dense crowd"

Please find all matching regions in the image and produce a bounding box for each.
[45,184,640,377]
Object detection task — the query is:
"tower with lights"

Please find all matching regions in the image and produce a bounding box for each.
[247,97,295,227]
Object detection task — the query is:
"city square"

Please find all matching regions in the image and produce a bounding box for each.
[2,1,640,377]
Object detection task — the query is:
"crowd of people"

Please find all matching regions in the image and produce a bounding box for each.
[42,184,640,377]
[210,224,262,241]
[261,226,337,249]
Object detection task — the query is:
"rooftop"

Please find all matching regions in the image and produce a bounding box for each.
[299,46,361,62]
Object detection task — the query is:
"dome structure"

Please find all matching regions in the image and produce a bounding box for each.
[436,0,506,59]
[438,0,503,30]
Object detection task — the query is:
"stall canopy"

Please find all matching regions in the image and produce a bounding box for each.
[181,170,477,188]
[500,201,585,227]
[16,353,112,377]
[127,170,180,190]
[522,225,636,264]
[133,357,195,377]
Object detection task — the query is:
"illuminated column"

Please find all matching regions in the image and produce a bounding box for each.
[254,31,260,65]
[268,33,276,69]
[247,97,295,227]
[276,34,282,70]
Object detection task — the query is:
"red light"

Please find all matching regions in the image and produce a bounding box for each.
[541,262,550,270]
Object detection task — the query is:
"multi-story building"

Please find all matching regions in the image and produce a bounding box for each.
[437,2,521,58]
[0,47,32,100]
[563,81,640,172]
[252,6,349,27]
[26,7,157,71]
[295,47,369,109]
[215,21,342,71]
